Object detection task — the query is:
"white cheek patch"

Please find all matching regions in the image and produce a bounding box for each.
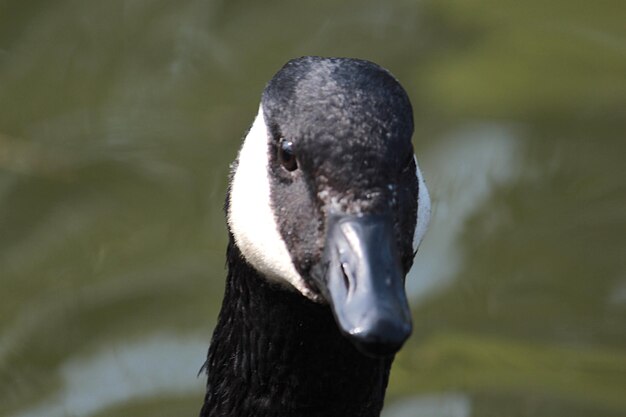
[413,155,431,251]
[227,105,319,301]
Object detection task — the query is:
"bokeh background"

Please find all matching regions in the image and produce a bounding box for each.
[1,1,625,416]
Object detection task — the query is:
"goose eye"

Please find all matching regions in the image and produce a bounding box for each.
[278,139,298,171]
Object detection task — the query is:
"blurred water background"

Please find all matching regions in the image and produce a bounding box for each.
[1,1,625,416]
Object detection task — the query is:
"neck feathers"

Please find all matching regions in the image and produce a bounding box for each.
[201,240,393,417]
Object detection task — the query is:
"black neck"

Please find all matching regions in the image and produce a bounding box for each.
[200,241,393,417]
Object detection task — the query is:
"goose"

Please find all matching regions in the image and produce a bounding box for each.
[200,56,430,417]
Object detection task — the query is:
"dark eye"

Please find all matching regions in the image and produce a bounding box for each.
[278,138,298,171]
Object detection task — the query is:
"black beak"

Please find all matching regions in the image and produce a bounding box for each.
[312,213,412,357]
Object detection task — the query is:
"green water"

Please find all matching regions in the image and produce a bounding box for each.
[1,1,624,416]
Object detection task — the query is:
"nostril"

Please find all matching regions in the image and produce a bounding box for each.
[340,262,352,294]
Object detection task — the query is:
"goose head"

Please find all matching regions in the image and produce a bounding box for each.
[227,56,430,357]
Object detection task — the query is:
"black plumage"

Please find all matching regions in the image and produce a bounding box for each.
[200,242,391,417]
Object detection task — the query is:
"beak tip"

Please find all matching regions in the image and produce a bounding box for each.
[346,318,412,358]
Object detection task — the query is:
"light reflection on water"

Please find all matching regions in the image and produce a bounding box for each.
[383,393,471,417]
[409,124,521,302]
[11,334,206,417]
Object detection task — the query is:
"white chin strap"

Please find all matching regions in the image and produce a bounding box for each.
[413,155,431,251]
[227,105,321,301]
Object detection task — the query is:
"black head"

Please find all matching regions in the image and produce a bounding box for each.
[228,57,430,357]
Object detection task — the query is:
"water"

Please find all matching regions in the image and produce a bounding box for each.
[1,1,625,416]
